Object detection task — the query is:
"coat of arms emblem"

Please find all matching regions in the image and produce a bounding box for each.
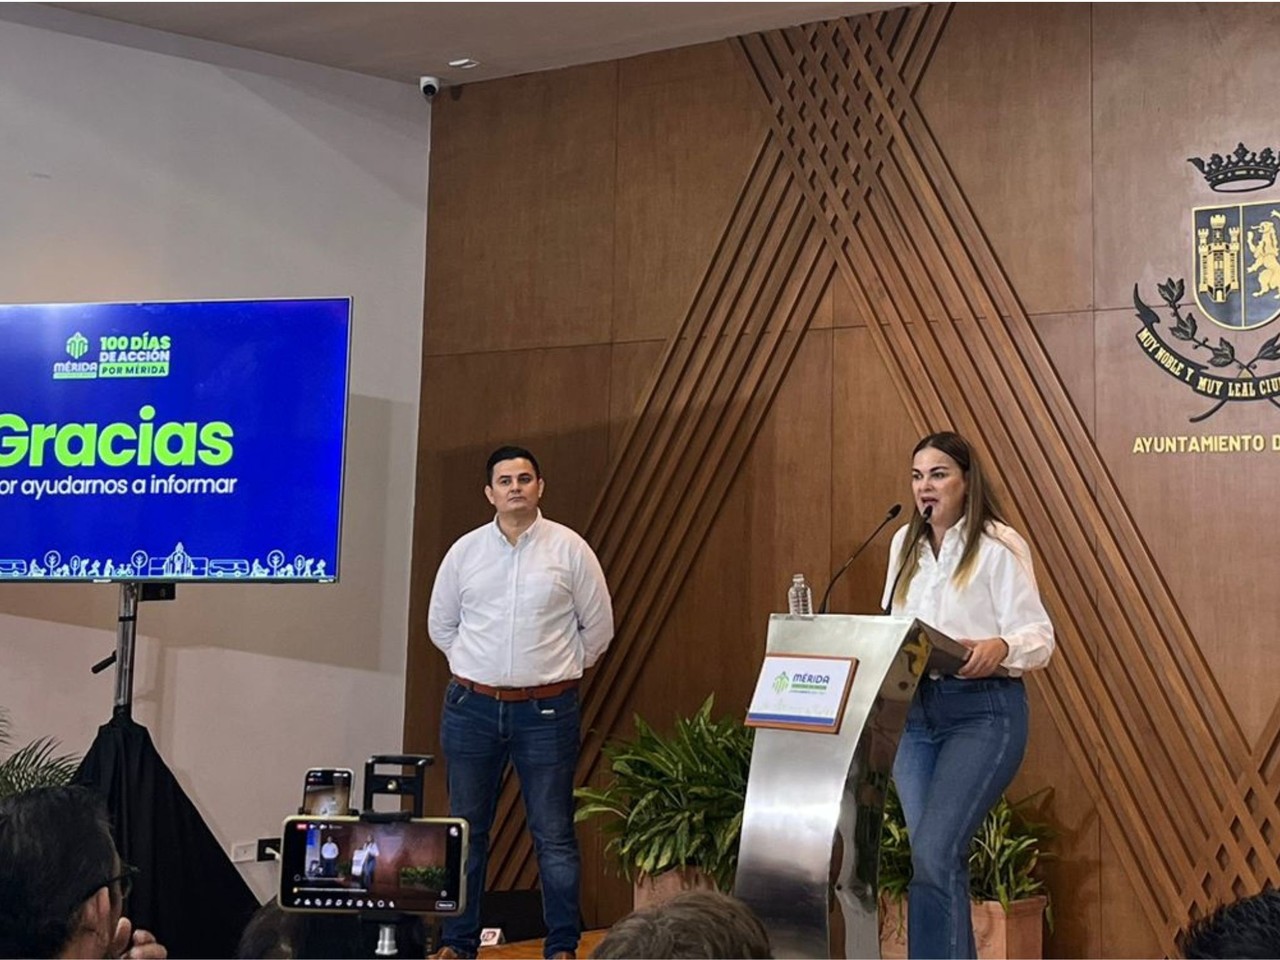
[1133,144,1280,422]
[1193,202,1280,330]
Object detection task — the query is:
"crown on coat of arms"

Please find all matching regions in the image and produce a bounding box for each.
[1188,143,1280,193]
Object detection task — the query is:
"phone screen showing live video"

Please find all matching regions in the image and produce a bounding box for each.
[279,816,467,916]
[300,768,353,816]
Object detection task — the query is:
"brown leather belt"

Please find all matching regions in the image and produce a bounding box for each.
[452,676,578,702]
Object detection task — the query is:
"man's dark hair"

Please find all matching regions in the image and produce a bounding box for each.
[1178,888,1280,958]
[590,889,772,959]
[0,785,119,958]
[485,445,541,484]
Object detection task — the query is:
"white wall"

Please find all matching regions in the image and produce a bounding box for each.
[0,6,429,901]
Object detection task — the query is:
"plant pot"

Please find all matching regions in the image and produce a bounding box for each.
[972,895,1047,960]
[574,696,755,899]
[878,895,1047,960]
[878,897,908,960]
[632,866,716,911]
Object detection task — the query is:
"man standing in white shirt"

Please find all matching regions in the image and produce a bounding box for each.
[320,835,339,878]
[427,445,614,960]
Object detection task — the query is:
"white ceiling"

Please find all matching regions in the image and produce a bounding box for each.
[45,2,887,87]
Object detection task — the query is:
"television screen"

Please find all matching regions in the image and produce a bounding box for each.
[0,298,351,582]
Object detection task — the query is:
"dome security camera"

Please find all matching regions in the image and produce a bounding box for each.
[419,76,442,99]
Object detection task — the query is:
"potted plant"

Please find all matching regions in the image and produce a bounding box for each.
[573,695,754,908]
[878,781,1053,960]
[0,706,79,799]
[400,864,448,891]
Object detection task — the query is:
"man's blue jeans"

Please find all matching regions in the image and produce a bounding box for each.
[892,675,1028,959]
[438,681,581,958]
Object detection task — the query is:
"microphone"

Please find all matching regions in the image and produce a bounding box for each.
[817,503,903,615]
[883,505,931,614]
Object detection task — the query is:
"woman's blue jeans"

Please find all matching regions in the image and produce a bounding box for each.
[438,681,582,958]
[892,675,1028,959]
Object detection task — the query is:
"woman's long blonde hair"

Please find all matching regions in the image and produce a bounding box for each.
[891,431,1004,608]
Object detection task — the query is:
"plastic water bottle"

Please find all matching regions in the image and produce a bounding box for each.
[787,573,813,616]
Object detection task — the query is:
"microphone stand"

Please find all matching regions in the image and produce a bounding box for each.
[882,505,932,614]
[817,504,902,615]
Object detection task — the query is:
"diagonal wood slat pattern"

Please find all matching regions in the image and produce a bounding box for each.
[467,10,1278,950]
[481,7,943,892]
[737,6,1280,952]
[489,139,836,888]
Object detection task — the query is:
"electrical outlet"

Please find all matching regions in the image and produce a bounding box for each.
[230,841,256,863]
[257,837,281,861]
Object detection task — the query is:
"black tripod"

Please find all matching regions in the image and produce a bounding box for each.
[358,754,436,957]
[77,582,259,958]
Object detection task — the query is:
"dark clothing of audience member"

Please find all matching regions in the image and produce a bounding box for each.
[590,889,772,959]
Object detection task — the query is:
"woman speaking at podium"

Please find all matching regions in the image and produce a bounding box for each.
[881,431,1055,960]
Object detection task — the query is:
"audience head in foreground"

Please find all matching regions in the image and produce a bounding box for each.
[0,785,165,959]
[590,889,772,959]
[236,899,428,959]
[1178,887,1280,959]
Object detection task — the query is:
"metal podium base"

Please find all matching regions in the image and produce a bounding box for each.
[733,614,942,959]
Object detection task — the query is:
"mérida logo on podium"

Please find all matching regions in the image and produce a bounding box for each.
[745,653,857,734]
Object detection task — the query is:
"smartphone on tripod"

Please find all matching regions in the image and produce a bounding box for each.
[278,815,468,916]
[301,767,354,816]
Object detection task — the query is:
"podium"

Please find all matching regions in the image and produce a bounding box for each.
[733,615,971,959]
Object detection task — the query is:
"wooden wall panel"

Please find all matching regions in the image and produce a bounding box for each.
[1092,3,1280,310]
[916,3,1093,318]
[1100,829,1163,958]
[1016,309,1103,957]
[736,5,1280,952]
[831,263,870,329]
[423,62,618,356]
[578,336,674,927]
[413,344,613,546]
[1016,680,1106,959]
[738,326,835,627]
[606,340,666,459]
[1094,305,1280,742]
[410,5,1280,955]
[1029,313,1096,435]
[830,322,919,615]
[614,45,770,342]
[1006,328,1104,951]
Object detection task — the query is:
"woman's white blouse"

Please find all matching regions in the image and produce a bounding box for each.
[881,519,1055,676]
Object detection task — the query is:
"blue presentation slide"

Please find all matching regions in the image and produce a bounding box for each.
[0,298,350,581]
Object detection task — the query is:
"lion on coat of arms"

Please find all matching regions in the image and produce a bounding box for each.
[1247,211,1280,299]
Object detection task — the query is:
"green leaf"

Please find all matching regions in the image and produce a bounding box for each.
[880,779,1055,915]
[574,695,753,890]
[0,708,79,799]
